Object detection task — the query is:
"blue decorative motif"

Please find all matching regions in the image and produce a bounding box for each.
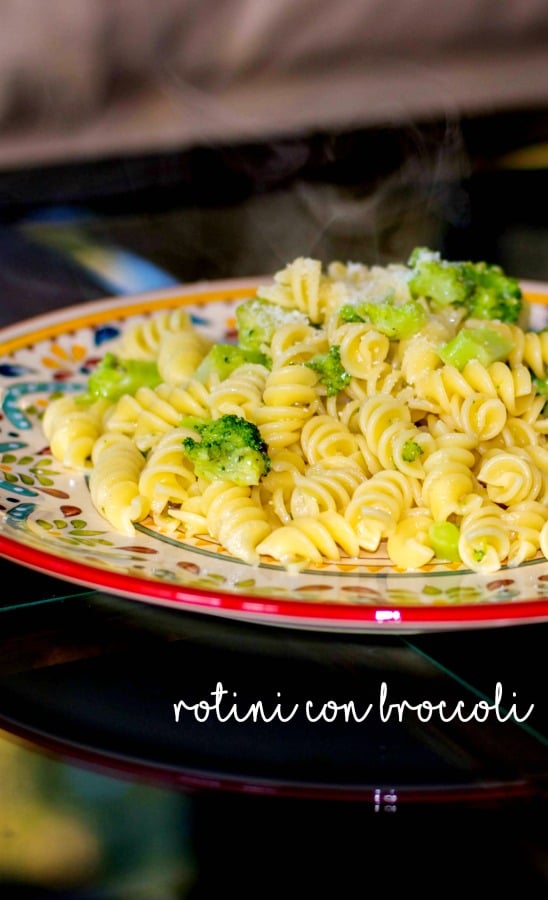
[0,364,36,377]
[94,325,120,345]
[2,381,83,430]
[0,441,27,452]
[6,502,36,521]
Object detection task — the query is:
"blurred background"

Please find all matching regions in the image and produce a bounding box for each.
[0,1,548,896]
[0,0,546,315]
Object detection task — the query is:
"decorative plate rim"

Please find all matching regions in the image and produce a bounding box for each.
[1,276,548,633]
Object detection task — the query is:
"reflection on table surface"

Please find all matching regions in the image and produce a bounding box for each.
[0,557,547,895]
[0,727,546,898]
[0,575,546,792]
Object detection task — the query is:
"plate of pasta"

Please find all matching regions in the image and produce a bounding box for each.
[2,249,548,632]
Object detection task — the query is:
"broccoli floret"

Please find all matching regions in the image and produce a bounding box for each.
[339,304,366,323]
[236,297,309,355]
[462,260,522,322]
[85,352,161,402]
[533,375,548,396]
[182,414,271,485]
[438,327,514,370]
[401,440,424,463]
[305,345,350,396]
[408,247,523,324]
[408,247,472,308]
[340,296,427,339]
[194,343,269,382]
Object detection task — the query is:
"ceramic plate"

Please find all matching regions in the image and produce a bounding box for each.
[1,278,548,633]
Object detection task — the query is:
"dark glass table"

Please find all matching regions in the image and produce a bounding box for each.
[0,118,547,896]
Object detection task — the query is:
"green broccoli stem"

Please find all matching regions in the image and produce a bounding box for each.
[438,327,514,370]
[85,352,161,402]
[408,246,523,324]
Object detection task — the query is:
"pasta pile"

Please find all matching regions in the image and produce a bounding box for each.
[42,255,548,574]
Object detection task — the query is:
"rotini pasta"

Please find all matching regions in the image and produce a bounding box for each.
[332,321,391,377]
[42,249,548,575]
[156,328,212,385]
[172,481,272,564]
[89,432,149,535]
[254,364,318,452]
[458,502,511,574]
[345,470,416,551]
[503,500,548,566]
[207,363,269,420]
[104,380,212,452]
[263,456,365,523]
[269,321,328,369]
[256,510,360,568]
[421,443,480,520]
[387,509,436,569]
[42,395,111,469]
[114,308,194,360]
[258,257,335,324]
[138,426,198,524]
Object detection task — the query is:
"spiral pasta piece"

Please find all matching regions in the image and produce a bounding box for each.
[461,360,533,417]
[528,397,548,435]
[257,510,360,568]
[104,385,183,451]
[300,414,360,465]
[157,328,212,385]
[476,447,542,505]
[207,363,269,420]
[89,432,149,534]
[345,363,410,406]
[503,501,548,566]
[254,365,318,451]
[104,379,212,452]
[43,395,111,470]
[357,394,427,473]
[458,503,511,573]
[447,393,508,442]
[527,443,548,478]
[161,380,212,420]
[258,448,308,524]
[258,257,328,323]
[518,329,548,378]
[332,322,390,377]
[182,481,272,564]
[502,416,541,448]
[284,457,365,520]
[344,470,415,551]
[415,364,476,412]
[138,427,198,523]
[115,308,193,360]
[269,322,328,369]
[387,510,436,569]
[421,445,480,520]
